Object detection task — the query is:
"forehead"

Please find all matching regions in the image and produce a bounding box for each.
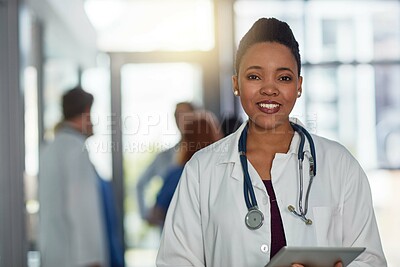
[240,42,297,71]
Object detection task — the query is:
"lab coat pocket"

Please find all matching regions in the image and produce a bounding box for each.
[312,206,342,246]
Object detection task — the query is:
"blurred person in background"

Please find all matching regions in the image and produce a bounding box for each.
[221,113,243,137]
[136,101,196,221]
[146,110,223,227]
[39,86,108,267]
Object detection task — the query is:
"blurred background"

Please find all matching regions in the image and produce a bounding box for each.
[1,0,400,266]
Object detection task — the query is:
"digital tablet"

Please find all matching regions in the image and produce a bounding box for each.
[265,246,366,267]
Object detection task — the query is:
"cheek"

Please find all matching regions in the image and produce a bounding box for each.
[239,91,258,115]
[237,81,260,106]
[284,89,299,102]
[281,91,299,112]
[238,79,257,96]
[238,89,253,103]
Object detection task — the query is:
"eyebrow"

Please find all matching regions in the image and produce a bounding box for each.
[245,65,294,74]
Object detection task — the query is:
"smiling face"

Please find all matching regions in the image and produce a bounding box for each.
[233,42,302,133]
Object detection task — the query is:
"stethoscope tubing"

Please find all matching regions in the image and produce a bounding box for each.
[291,122,317,176]
[239,124,258,210]
[239,121,317,228]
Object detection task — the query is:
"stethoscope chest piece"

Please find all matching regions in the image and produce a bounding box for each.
[245,208,264,230]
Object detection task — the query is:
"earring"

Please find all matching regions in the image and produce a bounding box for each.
[297,91,302,98]
[234,90,239,96]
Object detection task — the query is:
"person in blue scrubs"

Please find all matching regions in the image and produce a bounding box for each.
[136,102,196,220]
[146,111,223,226]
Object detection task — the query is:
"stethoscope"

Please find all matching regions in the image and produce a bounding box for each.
[238,122,317,230]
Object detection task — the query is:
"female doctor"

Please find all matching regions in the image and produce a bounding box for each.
[156,18,387,267]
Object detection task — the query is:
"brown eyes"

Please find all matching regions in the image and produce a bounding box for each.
[246,74,292,81]
[279,76,292,81]
[247,74,260,80]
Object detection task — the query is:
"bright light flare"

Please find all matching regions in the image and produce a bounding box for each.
[84,0,215,52]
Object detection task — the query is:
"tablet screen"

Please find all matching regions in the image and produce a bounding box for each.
[265,246,366,267]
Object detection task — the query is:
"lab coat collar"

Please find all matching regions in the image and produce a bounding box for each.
[215,121,247,184]
[287,117,312,156]
[216,118,311,187]
[216,121,247,166]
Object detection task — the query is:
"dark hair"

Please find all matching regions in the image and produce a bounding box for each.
[235,17,301,76]
[178,111,222,164]
[221,114,243,137]
[174,101,196,118]
[62,86,94,120]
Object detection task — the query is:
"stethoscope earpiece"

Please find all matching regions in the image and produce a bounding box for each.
[287,205,313,225]
[287,205,295,212]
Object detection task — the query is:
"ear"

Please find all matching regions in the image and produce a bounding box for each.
[83,105,91,114]
[297,76,303,97]
[232,75,240,96]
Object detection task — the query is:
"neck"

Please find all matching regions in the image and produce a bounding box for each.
[247,120,294,154]
[64,117,92,138]
[64,119,81,131]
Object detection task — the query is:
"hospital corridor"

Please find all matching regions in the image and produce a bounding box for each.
[1,0,400,266]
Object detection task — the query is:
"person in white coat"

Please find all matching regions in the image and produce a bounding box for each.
[39,87,108,267]
[156,18,387,267]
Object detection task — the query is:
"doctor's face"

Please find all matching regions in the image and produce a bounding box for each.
[232,42,302,133]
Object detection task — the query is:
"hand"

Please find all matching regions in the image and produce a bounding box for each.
[292,261,343,267]
[146,205,166,226]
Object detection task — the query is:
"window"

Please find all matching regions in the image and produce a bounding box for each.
[84,0,215,52]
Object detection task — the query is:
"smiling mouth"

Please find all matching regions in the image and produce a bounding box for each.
[258,103,280,109]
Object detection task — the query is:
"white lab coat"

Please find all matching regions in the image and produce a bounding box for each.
[157,120,387,267]
[39,124,108,267]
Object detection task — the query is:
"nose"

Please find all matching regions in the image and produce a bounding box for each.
[259,81,279,96]
[260,77,279,96]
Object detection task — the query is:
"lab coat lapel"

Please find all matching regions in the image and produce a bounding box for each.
[231,157,265,191]
[216,122,245,182]
[217,122,265,191]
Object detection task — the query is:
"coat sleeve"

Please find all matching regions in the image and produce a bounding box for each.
[156,157,205,267]
[65,142,107,266]
[342,152,387,267]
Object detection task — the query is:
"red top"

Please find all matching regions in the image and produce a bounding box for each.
[263,180,287,259]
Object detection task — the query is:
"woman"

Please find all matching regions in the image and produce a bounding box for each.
[156,18,386,267]
[136,102,196,221]
[146,110,223,227]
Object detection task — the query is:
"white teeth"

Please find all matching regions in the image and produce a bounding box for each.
[259,103,280,109]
